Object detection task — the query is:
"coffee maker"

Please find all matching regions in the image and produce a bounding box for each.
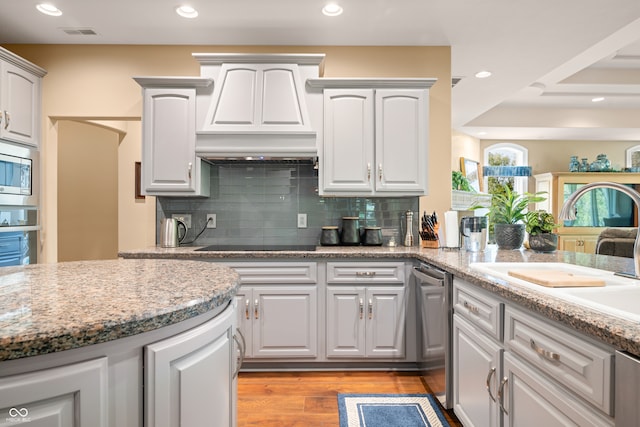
[459,216,488,252]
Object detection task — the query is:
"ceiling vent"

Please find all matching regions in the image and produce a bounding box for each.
[61,28,98,36]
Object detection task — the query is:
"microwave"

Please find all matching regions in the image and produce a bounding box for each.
[0,142,38,207]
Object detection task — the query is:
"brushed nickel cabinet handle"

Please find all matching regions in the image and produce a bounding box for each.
[188,162,192,179]
[3,111,9,130]
[245,299,250,320]
[359,298,364,320]
[378,163,383,180]
[368,298,373,320]
[497,376,509,415]
[463,301,480,315]
[254,299,259,320]
[233,329,246,379]
[367,163,371,181]
[486,367,497,402]
[530,339,560,362]
[356,271,376,277]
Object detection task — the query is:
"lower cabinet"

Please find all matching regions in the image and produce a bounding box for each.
[558,233,598,253]
[145,302,237,427]
[235,286,318,358]
[453,303,502,427]
[230,262,319,359]
[325,262,406,359]
[326,286,405,358]
[0,357,108,426]
[453,278,615,427]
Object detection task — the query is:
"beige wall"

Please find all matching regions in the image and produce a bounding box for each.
[4,44,452,261]
[57,120,118,261]
[452,131,481,171]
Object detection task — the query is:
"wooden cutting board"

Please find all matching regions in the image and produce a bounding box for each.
[507,269,606,287]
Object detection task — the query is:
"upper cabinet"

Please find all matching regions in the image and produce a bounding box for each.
[307,79,435,197]
[0,48,46,148]
[133,77,213,197]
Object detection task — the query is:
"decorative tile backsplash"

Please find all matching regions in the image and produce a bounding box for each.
[157,163,419,247]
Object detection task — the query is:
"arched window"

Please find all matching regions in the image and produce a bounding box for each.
[483,143,528,196]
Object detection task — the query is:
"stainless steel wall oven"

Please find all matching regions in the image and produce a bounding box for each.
[0,142,39,266]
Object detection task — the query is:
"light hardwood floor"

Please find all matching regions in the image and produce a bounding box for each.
[237,371,462,427]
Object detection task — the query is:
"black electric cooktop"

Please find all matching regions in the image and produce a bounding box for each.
[196,244,317,252]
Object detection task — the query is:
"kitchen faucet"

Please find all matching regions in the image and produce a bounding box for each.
[560,181,640,279]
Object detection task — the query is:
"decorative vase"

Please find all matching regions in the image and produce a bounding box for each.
[528,233,558,253]
[494,223,525,250]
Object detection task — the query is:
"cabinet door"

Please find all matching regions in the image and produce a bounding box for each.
[420,284,445,360]
[453,314,502,427]
[141,88,200,194]
[366,286,406,358]
[321,89,374,193]
[374,89,427,193]
[145,304,235,427]
[252,286,318,358]
[326,286,366,357]
[0,61,41,147]
[503,352,614,427]
[0,357,108,427]
[558,234,598,253]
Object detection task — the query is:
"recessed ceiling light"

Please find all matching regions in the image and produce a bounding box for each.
[322,3,343,16]
[36,3,62,16]
[474,70,492,79]
[176,5,198,18]
[477,131,487,136]
[592,97,605,103]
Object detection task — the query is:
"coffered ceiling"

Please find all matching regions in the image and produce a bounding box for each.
[1,0,639,141]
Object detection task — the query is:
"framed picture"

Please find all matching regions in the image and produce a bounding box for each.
[135,162,145,199]
[460,157,482,192]
[626,145,640,169]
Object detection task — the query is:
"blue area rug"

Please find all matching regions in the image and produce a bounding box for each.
[338,393,451,427]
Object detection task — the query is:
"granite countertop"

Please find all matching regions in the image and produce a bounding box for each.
[119,245,640,356]
[0,258,240,361]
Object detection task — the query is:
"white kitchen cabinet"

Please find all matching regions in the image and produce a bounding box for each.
[145,301,236,427]
[502,352,614,427]
[326,262,406,359]
[230,262,318,359]
[133,77,212,197]
[453,312,503,427]
[0,48,46,148]
[327,285,405,358]
[307,78,435,197]
[0,357,108,427]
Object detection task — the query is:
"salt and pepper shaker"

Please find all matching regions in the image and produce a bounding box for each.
[404,210,414,246]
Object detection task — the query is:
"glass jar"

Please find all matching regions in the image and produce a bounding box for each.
[569,155,580,172]
[580,158,589,172]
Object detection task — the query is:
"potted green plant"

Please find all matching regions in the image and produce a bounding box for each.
[452,170,474,192]
[484,184,547,250]
[524,210,559,252]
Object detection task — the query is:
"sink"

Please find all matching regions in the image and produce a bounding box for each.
[469,262,640,322]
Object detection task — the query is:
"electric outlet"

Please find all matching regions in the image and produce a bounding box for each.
[297,213,307,228]
[206,214,217,228]
[172,214,191,229]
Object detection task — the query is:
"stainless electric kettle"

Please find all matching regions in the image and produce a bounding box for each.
[160,218,187,248]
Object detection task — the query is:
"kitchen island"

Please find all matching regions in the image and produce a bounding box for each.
[0,258,240,426]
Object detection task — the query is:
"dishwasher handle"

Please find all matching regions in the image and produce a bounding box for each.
[413,267,446,287]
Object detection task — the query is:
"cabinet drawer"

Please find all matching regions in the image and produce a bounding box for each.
[326,262,405,284]
[453,279,503,341]
[225,262,317,284]
[505,305,614,415]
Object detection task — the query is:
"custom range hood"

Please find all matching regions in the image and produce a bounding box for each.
[193,53,325,160]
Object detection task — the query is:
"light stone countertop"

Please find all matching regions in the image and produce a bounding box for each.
[0,258,239,361]
[119,245,640,356]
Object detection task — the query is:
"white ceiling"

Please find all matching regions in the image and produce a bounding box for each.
[1,0,640,141]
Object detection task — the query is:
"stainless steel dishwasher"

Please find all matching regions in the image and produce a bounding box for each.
[413,262,453,409]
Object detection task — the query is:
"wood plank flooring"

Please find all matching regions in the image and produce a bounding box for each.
[237,371,462,427]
